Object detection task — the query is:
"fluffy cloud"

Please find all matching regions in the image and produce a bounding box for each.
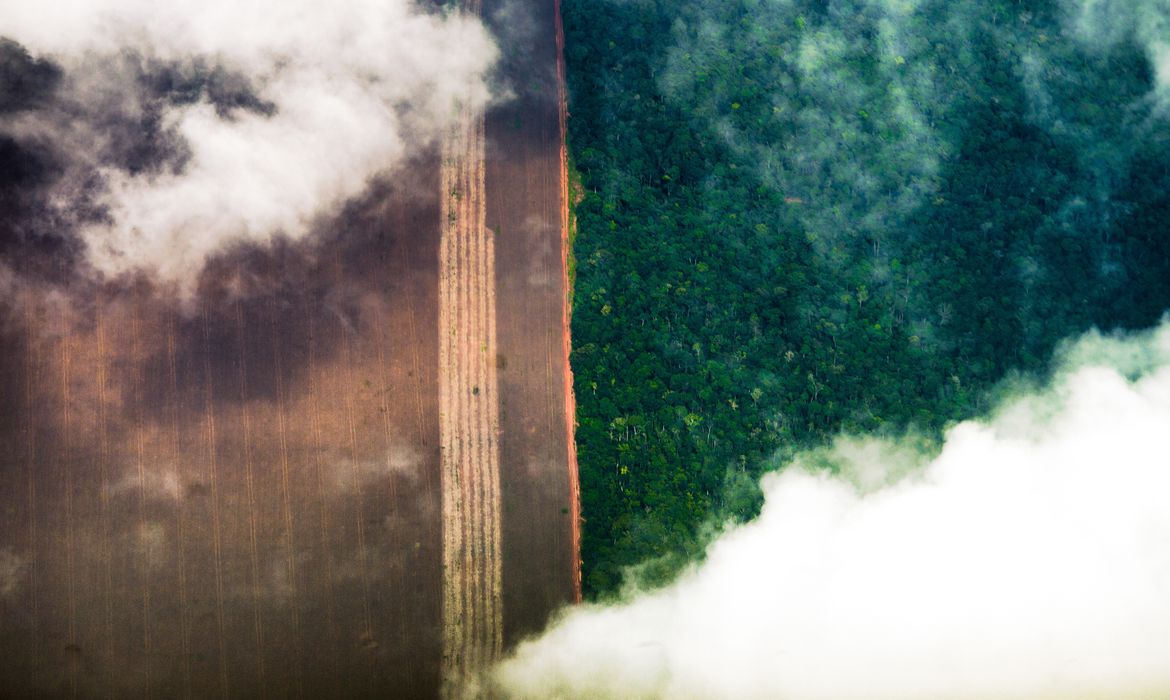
[1067,0,1170,101]
[497,323,1170,700]
[0,0,498,289]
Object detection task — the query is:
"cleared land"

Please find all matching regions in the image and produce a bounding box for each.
[0,0,576,696]
[484,0,582,645]
[439,100,505,693]
[0,177,448,698]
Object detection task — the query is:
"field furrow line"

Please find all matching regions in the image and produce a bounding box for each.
[305,302,340,691]
[465,117,475,675]
[334,251,375,684]
[439,87,502,695]
[167,321,194,698]
[439,132,460,679]
[469,123,484,676]
[477,109,492,672]
[130,309,153,697]
[270,303,303,700]
[234,300,266,693]
[201,308,230,699]
[457,129,474,675]
[96,309,116,663]
[60,311,78,698]
[479,114,503,655]
[397,218,428,476]
[23,299,40,689]
[461,126,481,676]
[372,291,398,504]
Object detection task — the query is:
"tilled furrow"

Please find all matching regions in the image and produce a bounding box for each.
[439,98,502,697]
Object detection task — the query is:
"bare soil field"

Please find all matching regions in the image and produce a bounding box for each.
[439,0,579,690]
[482,0,581,650]
[0,170,447,698]
[0,0,576,696]
[439,101,505,694]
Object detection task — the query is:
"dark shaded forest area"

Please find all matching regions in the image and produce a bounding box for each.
[562,0,1170,595]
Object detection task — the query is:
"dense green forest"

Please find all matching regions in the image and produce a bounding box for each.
[561,0,1170,596]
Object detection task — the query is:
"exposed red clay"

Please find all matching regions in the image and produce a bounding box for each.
[555,0,583,605]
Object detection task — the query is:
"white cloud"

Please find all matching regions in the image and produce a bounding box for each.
[496,323,1170,700]
[0,0,498,289]
[1067,0,1170,105]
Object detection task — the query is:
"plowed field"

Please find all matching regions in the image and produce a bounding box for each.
[0,0,577,695]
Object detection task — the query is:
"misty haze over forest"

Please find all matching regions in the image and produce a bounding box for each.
[563,0,1170,588]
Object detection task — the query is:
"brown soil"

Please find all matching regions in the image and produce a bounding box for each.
[0,0,578,695]
[555,0,584,606]
[0,177,446,698]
